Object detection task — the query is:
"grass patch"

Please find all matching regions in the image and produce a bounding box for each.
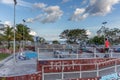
[0,53,10,61]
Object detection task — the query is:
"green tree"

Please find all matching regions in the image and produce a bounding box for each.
[0,34,3,45]
[52,40,60,44]
[15,24,33,48]
[89,36,104,45]
[97,27,120,44]
[60,29,88,44]
[2,25,14,49]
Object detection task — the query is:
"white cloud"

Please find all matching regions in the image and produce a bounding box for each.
[29,30,37,36]
[86,30,91,35]
[4,21,12,25]
[87,0,120,16]
[18,0,32,8]
[0,0,32,8]
[33,3,47,9]
[1,0,63,23]
[0,0,13,4]
[26,18,34,23]
[69,8,88,21]
[70,0,120,21]
[25,14,44,23]
[4,21,12,27]
[27,5,63,23]
[0,21,12,29]
[41,6,63,23]
[74,8,85,15]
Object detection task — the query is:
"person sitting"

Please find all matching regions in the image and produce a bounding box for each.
[18,52,26,60]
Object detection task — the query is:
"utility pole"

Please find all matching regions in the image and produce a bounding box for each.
[13,0,17,64]
[102,22,107,43]
[22,19,26,50]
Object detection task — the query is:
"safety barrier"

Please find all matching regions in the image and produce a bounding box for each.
[37,58,120,80]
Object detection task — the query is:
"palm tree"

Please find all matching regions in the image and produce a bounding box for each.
[2,25,14,49]
[15,24,33,49]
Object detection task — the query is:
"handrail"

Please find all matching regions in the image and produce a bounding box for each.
[38,48,71,50]
[41,58,118,67]
[40,58,120,79]
[97,58,118,64]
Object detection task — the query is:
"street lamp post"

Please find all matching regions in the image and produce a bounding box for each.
[102,22,107,43]
[13,0,17,64]
[22,19,26,50]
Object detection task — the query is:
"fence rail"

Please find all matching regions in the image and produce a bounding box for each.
[38,58,120,80]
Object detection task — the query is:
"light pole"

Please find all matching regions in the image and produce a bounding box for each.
[13,0,17,64]
[102,22,107,43]
[22,19,26,50]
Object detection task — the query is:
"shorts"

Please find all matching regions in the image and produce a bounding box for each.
[105,48,109,53]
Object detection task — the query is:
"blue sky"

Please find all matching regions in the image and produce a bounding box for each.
[0,0,120,41]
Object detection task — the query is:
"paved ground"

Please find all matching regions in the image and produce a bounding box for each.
[0,51,37,77]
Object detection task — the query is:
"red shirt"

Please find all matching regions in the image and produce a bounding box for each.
[105,40,110,48]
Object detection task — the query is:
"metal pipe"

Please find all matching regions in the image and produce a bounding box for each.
[22,19,26,49]
[13,0,17,64]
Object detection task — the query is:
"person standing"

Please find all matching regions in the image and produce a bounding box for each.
[104,38,110,57]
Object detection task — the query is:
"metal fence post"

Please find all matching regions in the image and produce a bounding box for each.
[42,66,44,80]
[37,48,39,60]
[61,64,64,79]
[77,47,79,58]
[94,48,96,58]
[115,60,117,72]
[80,64,82,78]
[110,49,113,58]
[97,63,99,77]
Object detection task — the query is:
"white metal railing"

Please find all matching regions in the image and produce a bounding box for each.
[37,48,120,80]
[37,48,79,60]
[37,48,71,52]
[37,48,120,60]
[40,58,120,80]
